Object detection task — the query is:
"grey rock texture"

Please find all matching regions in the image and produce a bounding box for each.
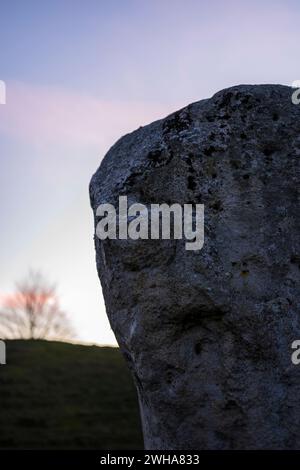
[90,85,300,449]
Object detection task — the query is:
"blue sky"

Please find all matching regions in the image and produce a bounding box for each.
[0,0,299,344]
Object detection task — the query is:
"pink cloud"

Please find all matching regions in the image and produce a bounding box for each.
[0,82,177,148]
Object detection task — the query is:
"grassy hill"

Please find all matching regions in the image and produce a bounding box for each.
[0,340,143,449]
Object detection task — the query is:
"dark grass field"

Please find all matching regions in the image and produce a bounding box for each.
[0,340,143,449]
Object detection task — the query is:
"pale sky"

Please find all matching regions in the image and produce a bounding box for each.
[0,0,299,345]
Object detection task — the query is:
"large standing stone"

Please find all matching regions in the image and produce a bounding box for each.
[90,85,300,449]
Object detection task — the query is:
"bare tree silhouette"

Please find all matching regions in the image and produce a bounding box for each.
[0,270,75,340]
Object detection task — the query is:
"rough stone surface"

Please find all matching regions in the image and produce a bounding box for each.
[90,85,300,450]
